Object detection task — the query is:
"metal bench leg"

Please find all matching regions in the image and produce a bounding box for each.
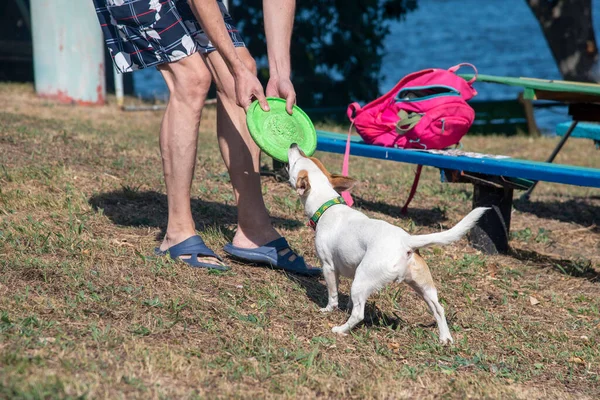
[520,120,578,201]
[468,184,513,254]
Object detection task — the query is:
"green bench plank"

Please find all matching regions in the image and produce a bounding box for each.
[460,74,600,99]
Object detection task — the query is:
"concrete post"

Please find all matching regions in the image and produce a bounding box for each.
[31,0,105,105]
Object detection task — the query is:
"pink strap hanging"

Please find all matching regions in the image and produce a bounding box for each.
[340,122,354,206]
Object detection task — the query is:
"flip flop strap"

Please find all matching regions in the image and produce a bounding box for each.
[267,237,293,252]
[168,236,222,261]
[269,238,306,266]
[284,253,306,269]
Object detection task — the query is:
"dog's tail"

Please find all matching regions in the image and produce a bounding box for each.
[406,207,490,249]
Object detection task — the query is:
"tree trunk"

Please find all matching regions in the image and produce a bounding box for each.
[526,0,599,82]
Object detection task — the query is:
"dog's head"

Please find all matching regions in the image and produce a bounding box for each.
[287,144,357,198]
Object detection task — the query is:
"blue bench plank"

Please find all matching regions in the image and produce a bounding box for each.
[315,130,600,188]
[556,121,600,140]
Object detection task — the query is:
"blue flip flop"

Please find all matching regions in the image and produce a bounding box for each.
[223,237,321,277]
[154,235,229,271]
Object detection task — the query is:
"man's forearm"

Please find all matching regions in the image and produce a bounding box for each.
[263,0,295,79]
[189,0,244,75]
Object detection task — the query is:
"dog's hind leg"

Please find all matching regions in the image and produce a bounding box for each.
[332,268,383,335]
[405,254,453,344]
[320,264,339,312]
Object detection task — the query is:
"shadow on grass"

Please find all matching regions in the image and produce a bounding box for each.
[510,248,600,282]
[88,188,303,240]
[352,195,448,228]
[285,275,408,331]
[513,198,600,234]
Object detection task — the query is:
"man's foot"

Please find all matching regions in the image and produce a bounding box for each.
[157,234,228,270]
[223,237,322,277]
[231,225,304,268]
[231,225,280,249]
[231,226,302,266]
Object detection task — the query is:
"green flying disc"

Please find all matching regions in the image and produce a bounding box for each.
[246,97,317,163]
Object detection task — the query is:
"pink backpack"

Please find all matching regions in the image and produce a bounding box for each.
[341,63,478,212]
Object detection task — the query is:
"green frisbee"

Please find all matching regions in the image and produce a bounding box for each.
[246,97,317,163]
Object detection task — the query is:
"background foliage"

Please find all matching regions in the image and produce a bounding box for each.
[231,0,418,107]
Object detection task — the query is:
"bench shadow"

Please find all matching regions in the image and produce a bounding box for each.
[510,248,600,282]
[513,198,600,234]
[352,195,448,228]
[88,188,303,241]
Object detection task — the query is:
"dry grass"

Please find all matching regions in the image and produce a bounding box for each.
[1,83,599,399]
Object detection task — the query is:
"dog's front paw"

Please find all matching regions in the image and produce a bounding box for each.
[320,304,337,313]
[331,325,349,335]
[439,335,454,345]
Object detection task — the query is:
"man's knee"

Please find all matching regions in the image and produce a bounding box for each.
[171,67,212,110]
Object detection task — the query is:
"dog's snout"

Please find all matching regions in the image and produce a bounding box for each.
[288,143,300,163]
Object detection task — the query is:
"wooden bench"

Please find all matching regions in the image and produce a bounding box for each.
[315,130,600,255]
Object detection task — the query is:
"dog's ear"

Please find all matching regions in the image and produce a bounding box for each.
[329,174,357,193]
[296,170,311,196]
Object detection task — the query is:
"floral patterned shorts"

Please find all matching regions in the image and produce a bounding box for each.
[92,0,246,73]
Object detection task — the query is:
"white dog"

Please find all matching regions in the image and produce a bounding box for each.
[287,144,488,343]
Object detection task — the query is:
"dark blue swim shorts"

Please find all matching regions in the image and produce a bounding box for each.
[92,0,246,73]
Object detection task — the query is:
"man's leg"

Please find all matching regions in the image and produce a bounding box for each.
[157,52,224,266]
[203,48,283,249]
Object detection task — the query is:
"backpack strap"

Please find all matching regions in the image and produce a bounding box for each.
[448,63,478,84]
[342,102,362,207]
[341,122,355,206]
[396,109,422,134]
[401,165,423,215]
[347,102,361,122]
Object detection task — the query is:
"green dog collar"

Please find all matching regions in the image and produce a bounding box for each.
[308,196,346,230]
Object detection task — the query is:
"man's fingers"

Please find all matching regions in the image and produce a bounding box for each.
[285,93,296,115]
[238,96,251,112]
[255,90,270,112]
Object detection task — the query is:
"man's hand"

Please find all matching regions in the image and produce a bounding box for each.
[266,76,296,114]
[188,1,269,113]
[234,64,270,112]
